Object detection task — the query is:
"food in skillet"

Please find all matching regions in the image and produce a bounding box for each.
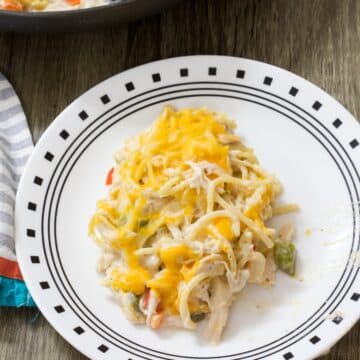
[1,0,107,11]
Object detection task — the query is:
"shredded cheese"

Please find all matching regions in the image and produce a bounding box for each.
[89,107,295,341]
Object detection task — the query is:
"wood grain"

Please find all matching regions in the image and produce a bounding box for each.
[0,0,359,358]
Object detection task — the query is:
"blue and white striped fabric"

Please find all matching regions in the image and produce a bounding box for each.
[0,73,34,307]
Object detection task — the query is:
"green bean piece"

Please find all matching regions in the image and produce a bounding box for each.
[190,312,206,322]
[139,218,149,228]
[274,241,296,276]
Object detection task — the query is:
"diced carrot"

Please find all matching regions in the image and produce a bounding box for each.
[66,0,80,5]
[2,0,23,11]
[105,167,114,186]
[150,311,164,330]
[143,288,150,309]
[156,302,163,312]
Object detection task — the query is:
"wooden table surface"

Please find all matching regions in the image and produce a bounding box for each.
[0,0,359,359]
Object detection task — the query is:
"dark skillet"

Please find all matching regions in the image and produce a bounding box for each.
[0,0,182,32]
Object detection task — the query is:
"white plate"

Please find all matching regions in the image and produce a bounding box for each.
[15,56,360,360]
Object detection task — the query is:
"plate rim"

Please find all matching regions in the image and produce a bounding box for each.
[15,55,360,360]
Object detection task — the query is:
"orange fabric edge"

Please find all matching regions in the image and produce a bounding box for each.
[0,257,23,280]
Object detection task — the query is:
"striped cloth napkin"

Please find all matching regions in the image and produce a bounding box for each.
[0,73,34,307]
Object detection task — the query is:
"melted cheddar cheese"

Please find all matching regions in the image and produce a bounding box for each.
[89,107,278,316]
[147,245,198,313]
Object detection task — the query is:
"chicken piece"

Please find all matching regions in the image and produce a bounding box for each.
[96,252,116,273]
[261,253,277,287]
[279,223,295,242]
[247,251,266,284]
[204,277,232,343]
